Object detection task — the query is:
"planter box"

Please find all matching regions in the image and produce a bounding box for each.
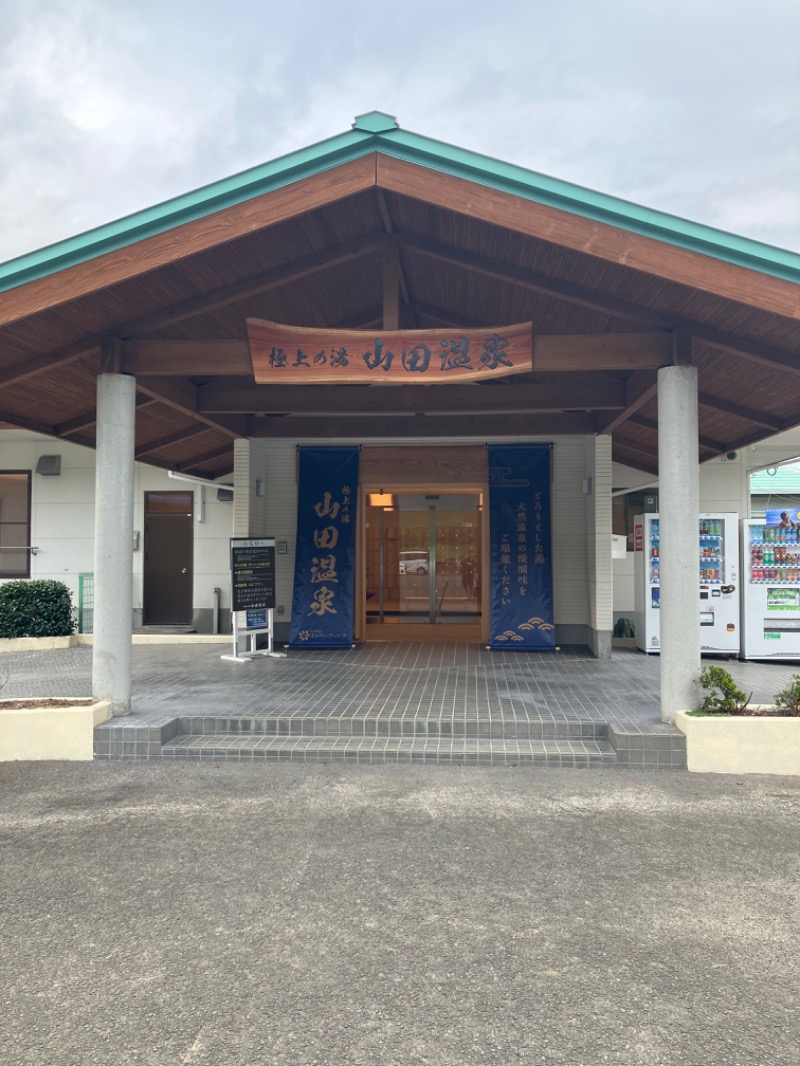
[0,635,80,654]
[676,708,800,776]
[0,698,110,761]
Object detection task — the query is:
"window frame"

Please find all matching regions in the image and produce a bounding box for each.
[0,470,32,579]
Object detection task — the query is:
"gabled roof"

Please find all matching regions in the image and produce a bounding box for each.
[2,110,800,296]
[0,111,798,481]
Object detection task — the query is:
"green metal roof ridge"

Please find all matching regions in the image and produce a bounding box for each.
[2,110,799,298]
[0,127,379,295]
[374,126,800,286]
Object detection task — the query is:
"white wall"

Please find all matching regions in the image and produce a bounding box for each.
[0,430,234,623]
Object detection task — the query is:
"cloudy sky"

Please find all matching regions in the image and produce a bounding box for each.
[2,0,799,263]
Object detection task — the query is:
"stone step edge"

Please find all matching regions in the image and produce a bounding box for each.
[161,734,617,762]
[171,715,609,740]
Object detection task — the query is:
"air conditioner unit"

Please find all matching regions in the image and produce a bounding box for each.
[217,488,234,502]
[35,455,62,476]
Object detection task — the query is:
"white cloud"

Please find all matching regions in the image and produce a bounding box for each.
[0,0,798,261]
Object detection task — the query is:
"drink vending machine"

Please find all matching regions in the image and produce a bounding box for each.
[634,513,740,655]
[741,517,800,660]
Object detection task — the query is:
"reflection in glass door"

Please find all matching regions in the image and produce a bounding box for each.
[365,492,482,631]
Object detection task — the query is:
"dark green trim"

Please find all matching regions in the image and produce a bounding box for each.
[2,110,799,297]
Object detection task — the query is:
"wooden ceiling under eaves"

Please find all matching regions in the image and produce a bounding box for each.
[0,153,799,479]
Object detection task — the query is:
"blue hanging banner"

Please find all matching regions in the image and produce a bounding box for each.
[488,444,555,650]
[289,447,359,648]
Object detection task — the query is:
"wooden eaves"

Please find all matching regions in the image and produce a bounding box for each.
[0,110,797,479]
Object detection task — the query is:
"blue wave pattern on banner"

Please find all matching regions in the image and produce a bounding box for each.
[488,445,555,650]
[289,447,359,648]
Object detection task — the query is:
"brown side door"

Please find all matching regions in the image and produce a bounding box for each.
[143,491,194,625]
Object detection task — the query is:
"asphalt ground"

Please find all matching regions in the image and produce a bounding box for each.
[1,762,799,1066]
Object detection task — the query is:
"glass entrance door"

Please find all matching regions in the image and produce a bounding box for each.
[365,492,482,632]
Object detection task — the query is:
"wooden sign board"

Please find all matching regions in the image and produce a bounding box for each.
[248,318,533,385]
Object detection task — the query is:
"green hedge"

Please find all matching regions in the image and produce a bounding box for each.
[0,580,76,638]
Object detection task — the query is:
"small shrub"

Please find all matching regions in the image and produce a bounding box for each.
[697,665,751,715]
[0,580,76,638]
[774,675,800,717]
[613,617,635,638]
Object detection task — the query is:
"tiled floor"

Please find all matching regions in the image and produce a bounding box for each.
[3,640,798,731]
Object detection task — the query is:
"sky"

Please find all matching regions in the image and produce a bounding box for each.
[1,0,799,263]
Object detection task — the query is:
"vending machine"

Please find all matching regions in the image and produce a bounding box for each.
[741,514,800,660]
[634,513,740,655]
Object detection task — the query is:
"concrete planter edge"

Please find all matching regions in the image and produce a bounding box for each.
[0,698,111,761]
[676,708,800,776]
[0,635,80,653]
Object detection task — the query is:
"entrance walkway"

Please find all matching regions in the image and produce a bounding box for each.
[7,641,799,768]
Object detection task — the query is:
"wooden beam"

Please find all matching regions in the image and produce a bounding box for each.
[611,439,659,474]
[0,339,93,389]
[399,233,800,374]
[337,307,384,329]
[672,329,693,365]
[382,239,401,330]
[0,156,377,328]
[121,332,670,378]
[99,336,123,374]
[123,233,382,337]
[378,155,800,319]
[199,379,626,415]
[412,305,674,374]
[135,425,209,459]
[247,412,596,439]
[535,332,671,371]
[698,392,783,432]
[178,445,233,472]
[399,231,673,327]
[56,395,157,437]
[597,372,658,435]
[0,235,382,390]
[122,340,250,376]
[409,303,487,328]
[376,191,411,307]
[629,413,724,454]
[135,377,247,438]
[691,327,800,377]
[0,408,55,436]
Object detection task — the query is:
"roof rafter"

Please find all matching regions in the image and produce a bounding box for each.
[399,233,800,374]
[199,379,626,415]
[0,234,383,390]
[135,425,210,459]
[246,412,597,439]
[628,413,724,454]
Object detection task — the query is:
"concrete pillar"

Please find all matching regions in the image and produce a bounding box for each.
[585,434,613,657]
[92,373,136,717]
[658,363,701,723]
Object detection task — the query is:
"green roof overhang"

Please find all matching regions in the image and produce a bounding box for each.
[2,110,800,296]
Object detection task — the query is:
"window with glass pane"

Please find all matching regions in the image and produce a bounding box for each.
[0,472,31,577]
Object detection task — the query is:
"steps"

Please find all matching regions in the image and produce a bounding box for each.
[95,713,686,769]
[159,715,618,767]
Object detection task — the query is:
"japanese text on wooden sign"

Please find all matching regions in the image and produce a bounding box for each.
[247,319,533,385]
